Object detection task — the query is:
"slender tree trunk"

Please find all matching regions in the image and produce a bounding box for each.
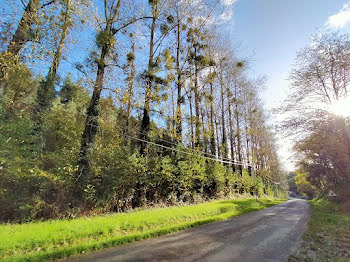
[227,87,236,171]
[47,0,70,94]
[194,51,201,148]
[7,0,40,56]
[245,125,251,175]
[33,0,70,148]
[220,70,228,160]
[201,106,208,153]
[172,89,176,138]
[76,31,109,193]
[209,81,216,155]
[136,4,157,207]
[235,97,242,174]
[76,0,122,200]
[206,106,212,153]
[175,10,183,142]
[126,43,136,134]
[215,115,221,158]
[36,0,71,114]
[189,89,194,149]
[140,9,156,155]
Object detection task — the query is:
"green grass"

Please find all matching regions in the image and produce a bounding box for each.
[289,200,350,262]
[0,198,285,262]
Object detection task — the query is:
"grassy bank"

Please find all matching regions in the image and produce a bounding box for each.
[0,198,285,262]
[289,200,350,262]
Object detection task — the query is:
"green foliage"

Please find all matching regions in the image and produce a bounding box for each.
[255,176,265,196]
[59,74,88,105]
[204,161,226,197]
[91,141,135,209]
[126,52,135,63]
[0,53,37,117]
[287,172,298,193]
[295,171,316,199]
[232,170,253,194]
[0,72,90,222]
[160,23,169,34]
[0,115,38,173]
[41,100,84,171]
[177,149,206,198]
[0,113,68,222]
[96,30,115,49]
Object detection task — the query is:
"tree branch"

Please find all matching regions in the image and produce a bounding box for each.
[40,0,55,9]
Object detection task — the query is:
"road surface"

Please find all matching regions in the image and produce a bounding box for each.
[70,199,310,262]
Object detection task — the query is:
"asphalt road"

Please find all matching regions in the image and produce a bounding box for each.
[70,199,310,262]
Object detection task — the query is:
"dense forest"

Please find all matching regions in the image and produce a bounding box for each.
[0,0,286,222]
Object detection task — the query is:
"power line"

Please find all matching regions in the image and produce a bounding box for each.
[115,125,282,185]
[134,128,234,162]
[115,123,243,165]
[122,132,250,167]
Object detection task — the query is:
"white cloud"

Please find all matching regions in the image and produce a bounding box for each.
[218,0,238,23]
[219,10,233,22]
[326,2,350,28]
[220,0,237,6]
[193,0,238,25]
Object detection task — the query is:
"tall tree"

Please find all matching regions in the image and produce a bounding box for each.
[124,35,136,134]
[187,27,213,148]
[35,0,73,115]
[139,0,169,154]
[7,0,41,56]
[77,0,123,194]
[218,56,228,160]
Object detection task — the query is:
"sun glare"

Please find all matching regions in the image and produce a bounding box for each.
[329,96,350,117]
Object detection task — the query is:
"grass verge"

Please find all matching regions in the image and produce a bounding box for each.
[0,198,285,262]
[289,200,350,262]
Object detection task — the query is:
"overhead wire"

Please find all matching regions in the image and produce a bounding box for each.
[120,131,251,167]
[132,127,234,162]
[114,124,282,185]
[114,122,242,165]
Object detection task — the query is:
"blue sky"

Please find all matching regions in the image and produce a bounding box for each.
[228,0,350,170]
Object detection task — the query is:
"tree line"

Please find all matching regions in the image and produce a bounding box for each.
[0,0,286,222]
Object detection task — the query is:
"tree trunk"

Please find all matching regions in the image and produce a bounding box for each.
[209,81,216,156]
[215,115,221,158]
[227,86,236,171]
[126,43,136,134]
[175,10,182,142]
[194,50,201,148]
[140,10,156,155]
[235,97,242,174]
[245,125,251,175]
[136,4,157,207]
[37,0,71,113]
[76,35,108,193]
[7,0,40,56]
[33,0,71,147]
[47,0,70,94]
[201,106,208,153]
[189,88,194,149]
[220,70,228,160]
[76,0,122,200]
